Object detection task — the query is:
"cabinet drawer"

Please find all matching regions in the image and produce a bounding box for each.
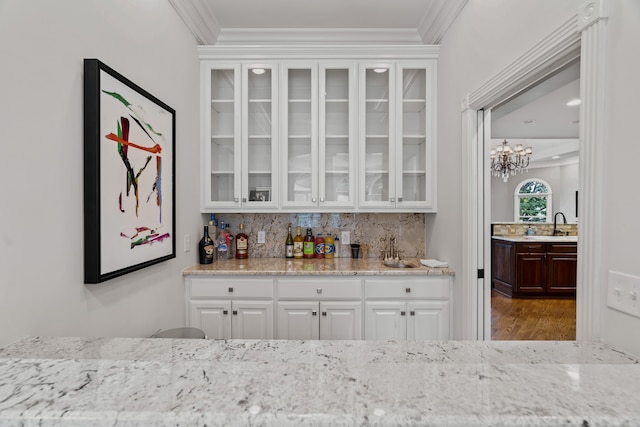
[547,243,577,253]
[277,279,362,300]
[516,243,546,253]
[189,277,274,299]
[364,277,450,299]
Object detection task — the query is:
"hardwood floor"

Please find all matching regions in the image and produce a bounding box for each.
[491,289,576,340]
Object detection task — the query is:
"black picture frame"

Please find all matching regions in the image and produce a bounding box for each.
[84,59,176,284]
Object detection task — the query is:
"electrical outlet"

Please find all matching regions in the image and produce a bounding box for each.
[257,231,266,244]
[607,271,640,318]
[184,234,191,252]
[341,231,350,245]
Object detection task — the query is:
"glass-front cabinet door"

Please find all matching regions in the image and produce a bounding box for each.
[359,63,396,208]
[242,64,278,208]
[359,61,436,211]
[281,64,318,209]
[396,61,436,210]
[319,63,356,208]
[203,63,241,210]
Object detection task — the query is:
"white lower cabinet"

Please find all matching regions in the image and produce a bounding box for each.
[185,277,274,339]
[364,277,451,340]
[185,274,451,341]
[276,279,362,340]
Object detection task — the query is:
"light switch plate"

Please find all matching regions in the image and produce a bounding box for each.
[184,234,191,252]
[341,231,350,245]
[257,231,266,244]
[607,270,640,318]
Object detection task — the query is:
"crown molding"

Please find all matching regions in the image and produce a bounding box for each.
[418,0,469,44]
[168,0,220,44]
[215,28,423,45]
[197,44,440,60]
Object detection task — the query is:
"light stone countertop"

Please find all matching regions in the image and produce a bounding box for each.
[492,235,578,243]
[1,337,639,426]
[183,257,455,276]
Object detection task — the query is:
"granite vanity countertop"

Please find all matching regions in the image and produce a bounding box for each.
[183,257,455,276]
[1,337,639,426]
[492,235,578,243]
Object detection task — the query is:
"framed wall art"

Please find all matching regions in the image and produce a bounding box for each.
[84,59,176,284]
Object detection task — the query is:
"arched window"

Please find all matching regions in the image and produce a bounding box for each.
[514,179,552,223]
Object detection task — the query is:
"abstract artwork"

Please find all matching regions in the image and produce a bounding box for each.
[84,59,176,284]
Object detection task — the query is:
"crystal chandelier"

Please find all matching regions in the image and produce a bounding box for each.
[490,139,533,182]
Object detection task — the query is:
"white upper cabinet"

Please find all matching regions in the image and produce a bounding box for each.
[359,60,437,211]
[199,47,437,213]
[281,62,356,210]
[242,64,279,209]
[201,62,278,210]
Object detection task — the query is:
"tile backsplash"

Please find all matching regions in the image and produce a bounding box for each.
[492,222,578,236]
[204,213,426,259]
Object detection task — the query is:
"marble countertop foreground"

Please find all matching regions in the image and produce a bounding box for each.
[1,337,639,426]
[184,257,455,276]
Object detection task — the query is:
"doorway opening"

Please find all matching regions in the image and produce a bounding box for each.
[489,61,580,340]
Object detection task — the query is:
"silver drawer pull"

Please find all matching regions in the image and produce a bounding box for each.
[223,310,228,315]
[405,288,411,293]
[322,312,327,316]
[232,310,238,315]
[317,288,322,294]
[401,311,406,316]
[312,311,318,316]
[228,287,234,293]
[410,311,415,316]
[390,197,395,203]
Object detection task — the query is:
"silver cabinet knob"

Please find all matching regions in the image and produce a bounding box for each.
[223,310,228,315]
[242,197,247,203]
[405,288,411,293]
[316,288,322,294]
[398,197,403,202]
[312,197,317,203]
[410,311,415,316]
[322,312,327,316]
[232,310,238,315]
[312,311,318,316]
[234,197,239,202]
[401,311,406,316]
[228,287,234,293]
[390,197,395,203]
[320,197,324,203]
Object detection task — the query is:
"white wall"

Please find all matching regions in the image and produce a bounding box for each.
[0,0,202,346]
[601,1,640,355]
[491,163,579,223]
[435,0,583,338]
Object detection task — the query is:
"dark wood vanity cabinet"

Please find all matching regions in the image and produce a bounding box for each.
[492,239,576,298]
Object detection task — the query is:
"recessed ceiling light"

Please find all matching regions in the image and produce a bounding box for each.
[523,120,536,124]
[552,155,561,159]
[251,68,266,75]
[566,98,581,106]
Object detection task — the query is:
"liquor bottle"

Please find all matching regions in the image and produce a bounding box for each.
[208,214,217,261]
[285,223,294,258]
[216,220,229,260]
[198,225,214,264]
[314,233,325,258]
[303,228,315,259]
[293,226,304,259]
[235,223,248,259]
[324,234,335,258]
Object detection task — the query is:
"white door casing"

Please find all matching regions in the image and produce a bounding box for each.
[461,0,607,340]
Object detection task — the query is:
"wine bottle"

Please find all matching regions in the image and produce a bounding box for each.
[235,223,248,259]
[198,225,214,264]
[285,223,294,258]
[303,228,314,259]
[293,226,304,259]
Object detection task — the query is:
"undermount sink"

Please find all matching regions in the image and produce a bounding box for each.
[383,260,417,268]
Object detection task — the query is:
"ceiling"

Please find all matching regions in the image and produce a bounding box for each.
[491,61,581,168]
[168,0,579,169]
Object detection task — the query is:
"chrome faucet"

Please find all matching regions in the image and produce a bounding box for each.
[553,212,567,236]
[382,236,400,261]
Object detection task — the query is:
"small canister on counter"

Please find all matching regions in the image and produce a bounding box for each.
[324,235,335,258]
